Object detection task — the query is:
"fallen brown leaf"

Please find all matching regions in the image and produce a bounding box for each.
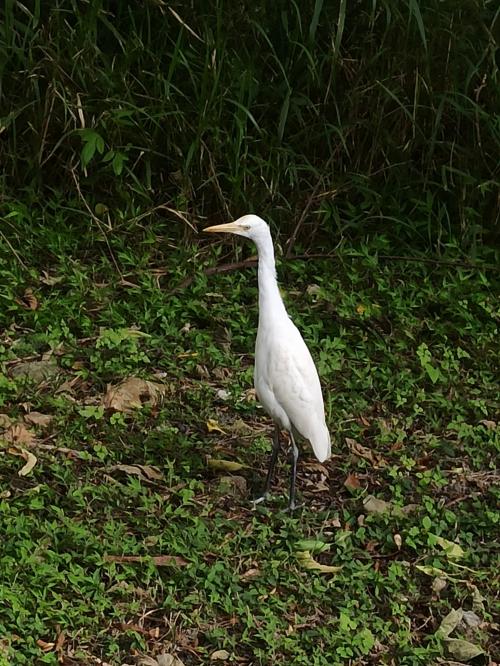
[308,480,330,492]
[102,377,169,412]
[240,567,261,582]
[306,283,321,296]
[327,517,342,528]
[107,464,163,481]
[24,411,53,428]
[137,654,186,666]
[244,388,256,402]
[195,363,210,378]
[10,358,59,383]
[18,288,39,310]
[344,472,361,490]
[363,495,393,515]
[303,461,329,476]
[364,541,380,554]
[0,414,12,428]
[119,622,159,638]
[134,464,163,480]
[40,271,64,286]
[1,423,35,446]
[8,447,38,476]
[210,649,231,661]
[228,418,252,435]
[54,376,81,395]
[346,437,386,467]
[54,630,65,652]
[213,366,232,380]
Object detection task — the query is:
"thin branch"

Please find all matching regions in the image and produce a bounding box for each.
[0,229,29,271]
[70,168,123,277]
[363,253,497,270]
[171,259,257,293]
[285,155,334,258]
[171,250,496,293]
[291,252,497,270]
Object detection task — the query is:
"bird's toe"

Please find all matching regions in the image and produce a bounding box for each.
[252,494,268,506]
[286,499,304,513]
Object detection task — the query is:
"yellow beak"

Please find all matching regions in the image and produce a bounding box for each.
[204,222,241,233]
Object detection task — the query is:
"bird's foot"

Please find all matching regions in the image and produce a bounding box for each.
[252,493,268,507]
[285,499,304,513]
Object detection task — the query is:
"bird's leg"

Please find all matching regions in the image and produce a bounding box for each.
[253,425,280,504]
[288,432,300,511]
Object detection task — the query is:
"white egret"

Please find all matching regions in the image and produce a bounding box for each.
[204,214,331,510]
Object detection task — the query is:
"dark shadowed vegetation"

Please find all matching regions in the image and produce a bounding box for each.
[1,0,499,250]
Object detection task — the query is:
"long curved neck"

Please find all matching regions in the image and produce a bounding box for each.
[254,230,288,322]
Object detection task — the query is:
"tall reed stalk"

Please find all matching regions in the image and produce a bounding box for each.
[1,0,498,251]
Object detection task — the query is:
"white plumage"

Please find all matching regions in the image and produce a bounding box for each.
[205,214,330,508]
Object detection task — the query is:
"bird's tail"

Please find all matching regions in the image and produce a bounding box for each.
[310,423,331,463]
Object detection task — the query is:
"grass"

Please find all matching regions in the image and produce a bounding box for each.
[0,215,498,665]
[0,2,499,663]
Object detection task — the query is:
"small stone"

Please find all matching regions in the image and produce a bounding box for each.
[432,577,447,595]
[218,475,247,498]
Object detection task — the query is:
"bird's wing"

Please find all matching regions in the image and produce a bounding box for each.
[262,326,331,461]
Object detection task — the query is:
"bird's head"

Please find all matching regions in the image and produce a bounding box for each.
[204,214,269,242]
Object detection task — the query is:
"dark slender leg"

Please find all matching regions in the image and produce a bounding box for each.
[288,431,299,511]
[254,425,280,504]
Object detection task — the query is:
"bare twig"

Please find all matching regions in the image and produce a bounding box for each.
[168,7,204,42]
[38,82,56,166]
[285,155,334,258]
[0,229,29,271]
[172,250,496,293]
[34,443,85,457]
[70,168,122,277]
[202,138,231,218]
[364,253,496,270]
[157,205,198,232]
[171,258,257,293]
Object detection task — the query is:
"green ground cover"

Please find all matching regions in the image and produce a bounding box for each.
[0,218,498,664]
